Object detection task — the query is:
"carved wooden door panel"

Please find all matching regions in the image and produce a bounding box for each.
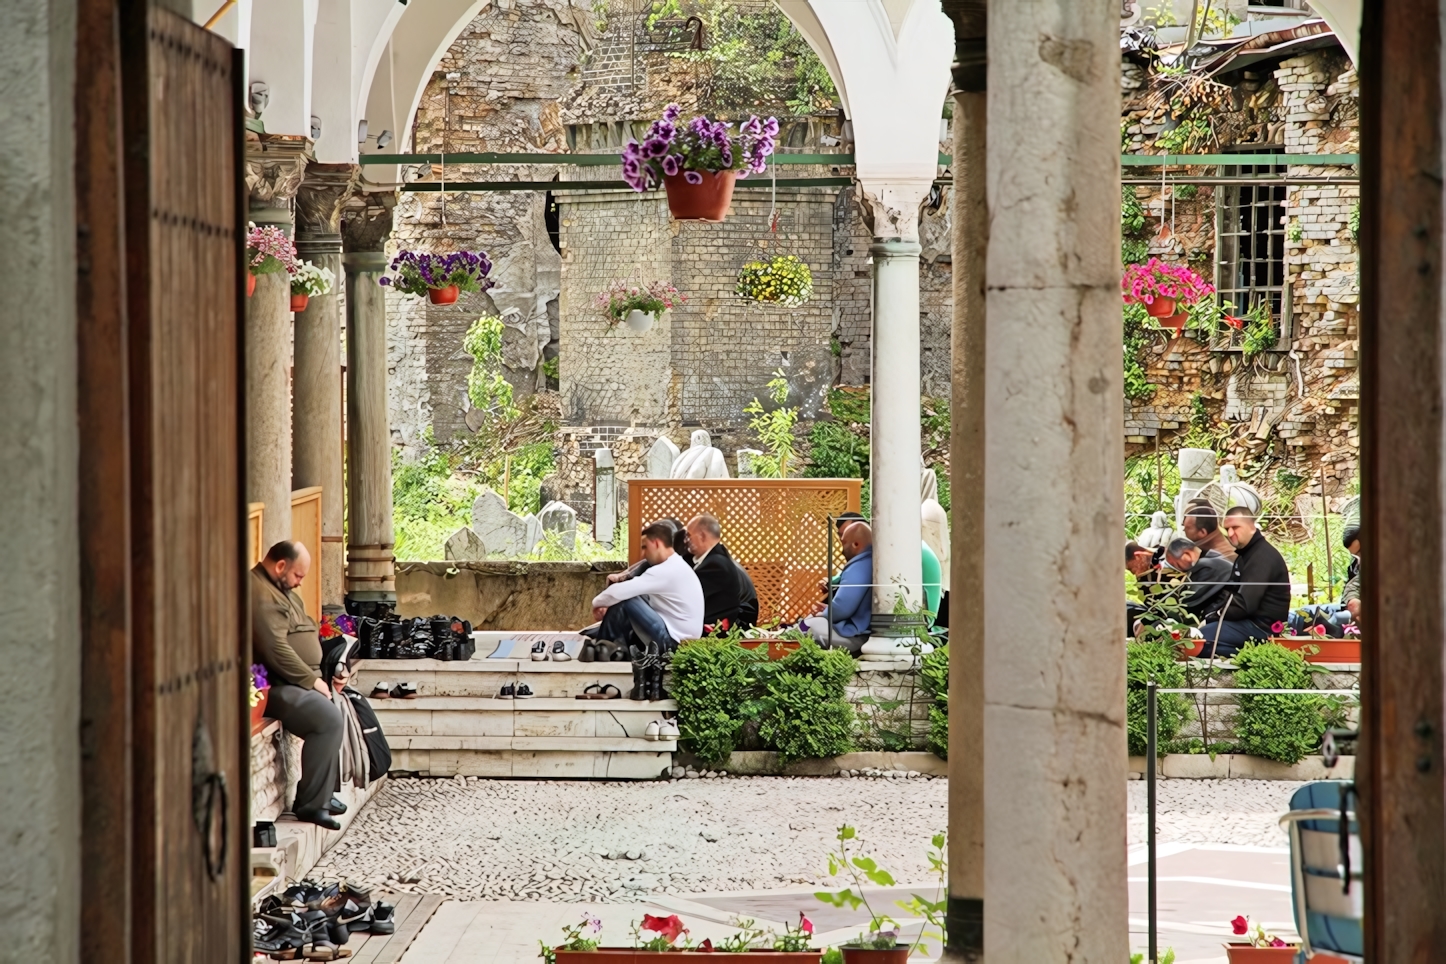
[121,7,249,960]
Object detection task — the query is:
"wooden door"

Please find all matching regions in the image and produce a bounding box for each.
[119,6,249,960]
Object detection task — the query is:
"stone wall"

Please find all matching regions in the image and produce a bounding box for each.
[396,560,627,628]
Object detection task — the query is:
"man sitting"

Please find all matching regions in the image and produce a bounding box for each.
[1182,501,1236,563]
[1125,541,1163,632]
[590,521,704,652]
[803,521,873,653]
[251,541,346,830]
[685,513,742,629]
[1162,537,1236,624]
[1289,525,1361,636]
[1198,507,1292,658]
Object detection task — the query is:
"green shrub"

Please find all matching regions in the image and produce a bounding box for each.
[1126,641,1189,756]
[757,671,856,762]
[671,638,764,766]
[806,420,867,478]
[1233,642,1326,765]
[919,645,949,759]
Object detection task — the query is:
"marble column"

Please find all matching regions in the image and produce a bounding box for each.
[943,2,987,956]
[343,194,397,612]
[245,136,310,552]
[858,180,931,659]
[294,163,359,610]
[982,1,1127,961]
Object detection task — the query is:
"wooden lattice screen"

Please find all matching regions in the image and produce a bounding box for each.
[628,479,862,625]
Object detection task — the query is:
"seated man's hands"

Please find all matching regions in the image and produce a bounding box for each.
[606,571,628,585]
[312,677,331,697]
[1346,598,1361,620]
[592,605,608,621]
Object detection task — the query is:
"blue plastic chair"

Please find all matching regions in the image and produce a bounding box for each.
[1278,781,1363,962]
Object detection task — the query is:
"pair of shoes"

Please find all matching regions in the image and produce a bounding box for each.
[575,683,622,700]
[530,640,574,661]
[629,642,667,701]
[592,639,628,662]
[498,683,534,699]
[369,901,397,936]
[644,719,680,741]
[369,682,417,700]
[579,640,596,662]
[294,808,342,831]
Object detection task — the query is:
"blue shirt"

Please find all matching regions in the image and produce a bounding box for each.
[830,547,873,638]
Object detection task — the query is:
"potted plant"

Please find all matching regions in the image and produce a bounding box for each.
[246,223,299,298]
[596,280,686,333]
[621,103,779,222]
[289,261,334,312]
[249,663,270,733]
[543,912,821,962]
[379,249,494,305]
[815,826,947,963]
[1122,258,1214,337]
[737,255,813,308]
[1224,915,1298,961]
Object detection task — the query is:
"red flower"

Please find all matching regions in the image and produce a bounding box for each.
[1170,629,1182,640]
[719,618,730,631]
[1231,916,1249,935]
[1270,938,1287,948]
[1311,624,1328,636]
[799,913,814,935]
[641,914,687,944]
[1224,314,1245,330]
[1270,621,1286,635]
[699,938,714,952]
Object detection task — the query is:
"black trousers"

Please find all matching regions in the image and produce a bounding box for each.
[265,682,343,815]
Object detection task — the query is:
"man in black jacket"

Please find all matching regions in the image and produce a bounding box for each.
[685,514,742,629]
[1198,507,1292,657]
[1162,538,1236,624]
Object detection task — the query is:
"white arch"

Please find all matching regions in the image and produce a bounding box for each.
[1308,0,1361,65]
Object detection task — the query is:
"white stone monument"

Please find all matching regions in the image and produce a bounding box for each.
[647,435,680,479]
[736,448,764,478]
[1218,464,1264,516]
[538,500,579,553]
[1174,447,1217,528]
[471,489,529,558]
[1135,510,1182,551]
[594,448,617,547]
[670,429,730,479]
[522,513,543,556]
[444,526,486,561]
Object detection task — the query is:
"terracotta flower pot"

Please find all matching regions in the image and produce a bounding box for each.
[290,292,310,312]
[247,273,257,297]
[663,170,737,221]
[250,688,269,734]
[429,285,460,305]
[841,947,911,964]
[1159,311,1189,338]
[1146,296,1179,318]
[555,952,819,963]
[1224,943,1299,963]
[624,309,655,332]
[1273,636,1361,664]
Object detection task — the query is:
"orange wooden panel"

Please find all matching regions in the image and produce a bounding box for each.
[248,502,265,567]
[627,479,862,624]
[291,487,323,620]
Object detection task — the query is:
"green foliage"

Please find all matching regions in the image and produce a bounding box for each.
[806,421,867,479]
[1124,451,1180,538]
[920,396,950,454]
[744,369,800,477]
[391,433,485,561]
[1122,188,1150,266]
[463,315,516,418]
[541,356,559,384]
[1240,308,1280,360]
[1132,950,1177,964]
[651,0,838,114]
[1348,200,1360,243]
[1287,219,1304,243]
[758,671,856,763]
[826,387,870,425]
[671,637,766,765]
[1233,643,1327,765]
[821,950,844,964]
[1157,115,1213,154]
[1123,303,1155,402]
[1173,183,1199,201]
[919,644,949,759]
[817,826,947,954]
[1126,640,1190,757]
[931,464,951,514]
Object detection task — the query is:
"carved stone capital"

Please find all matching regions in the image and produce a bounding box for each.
[857,177,936,243]
[341,191,398,255]
[244,132,313,209]
[297,164,362,236]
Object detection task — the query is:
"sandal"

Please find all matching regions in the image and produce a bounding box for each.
[369,683,391,699]
[392,682,418,700]
[576,683,604,700]
[599,683,622,700]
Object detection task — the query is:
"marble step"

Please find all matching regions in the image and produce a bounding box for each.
[390,747,673,780]
[372,696,677,743]
[353,658,645,699]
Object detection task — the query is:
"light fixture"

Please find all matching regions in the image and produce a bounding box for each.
[310,115,322,139]
[357,119,369,145]
[376,130,393,148]
[248,81,269,115]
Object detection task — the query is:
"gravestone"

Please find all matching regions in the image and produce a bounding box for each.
[523,514,543,556]
[1174,447,1217,528]
[1218,464,1264,516]
[671,429,730,479]
[647,436,680,479]
[736,449,764,478]
[594,449,617,547]
[444,526,487,561]
[471,489,529,558]
[538,500,579,553]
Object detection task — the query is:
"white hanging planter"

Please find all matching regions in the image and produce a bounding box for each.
[624,308,657,332]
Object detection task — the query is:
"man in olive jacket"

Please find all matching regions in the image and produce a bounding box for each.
[252,540,345,829]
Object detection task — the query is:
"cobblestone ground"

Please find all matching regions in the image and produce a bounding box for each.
[313,775,1301,902]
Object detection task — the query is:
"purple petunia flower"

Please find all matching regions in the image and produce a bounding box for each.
[645,137,669,158]
[662,155,681,176]
[662,103,681,123]
[684,170,703,185]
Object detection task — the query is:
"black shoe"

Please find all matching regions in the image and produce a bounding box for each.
[326,796,348,815]
[646,664,664,702]
[369,901,397,936]
[499,683,515,699]
[515,683,534,699]
[295,808,342,831]
[579,641,596,662]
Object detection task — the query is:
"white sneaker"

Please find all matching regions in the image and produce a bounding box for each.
[658,720,680,740]
[549,640,572,661]
[644,720,661,741]
[530,641,547,661]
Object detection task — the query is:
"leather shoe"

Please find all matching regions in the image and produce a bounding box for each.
[295,808,342,831]
[326,796,348,815]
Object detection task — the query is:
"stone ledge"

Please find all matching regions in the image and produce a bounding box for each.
[695,749,947,777]
[1127,754,1355,780]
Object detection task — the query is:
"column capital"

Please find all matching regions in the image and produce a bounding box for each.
[244,132,314,210]
[296,163,362,255]
[341,191,397,255]
[858,176,936,242]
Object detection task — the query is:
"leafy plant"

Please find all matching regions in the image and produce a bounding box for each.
[920,644,949,759]
[1287,219,1303,243]
[737,254,814,307]
[291,260,334,296]
[380,249,493,296]
[816,826,947,954]
[246,223,298,276]
[463,315,517,418]
[537,913,602,964]
[1240,308,1279,361]
[1233,642,1327,764]
[671,636,765,765]
[805,420,867,478]
[744,369,800,477]
[1126,640,1190,756]
[755,638,857,762]
[1156,114,1212,154]
[1123,303,1155,402]
[1131,950,1177,964]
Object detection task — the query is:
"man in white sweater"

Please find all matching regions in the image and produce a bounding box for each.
[590,520,704,651]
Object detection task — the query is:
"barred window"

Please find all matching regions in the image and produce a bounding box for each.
[1216,155,1287,320]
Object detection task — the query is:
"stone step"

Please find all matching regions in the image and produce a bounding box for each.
[390,747,673,781]
[353,658,640,699]
[373,696,677,741]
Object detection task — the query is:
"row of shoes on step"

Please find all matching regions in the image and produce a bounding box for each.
[629,641,668,701]
[356,615,475,661]
[530,640,579,661]
[497,683,534,698]
[253,880,395,960]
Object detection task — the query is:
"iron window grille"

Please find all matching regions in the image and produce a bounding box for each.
[1214,151,1289,348]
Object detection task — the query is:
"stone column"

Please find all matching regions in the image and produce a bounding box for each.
[857,186,930,657]
[245,136,310,552]
[293,163,359,609]
[983,1,1126,961]
[593,449,617,548]
[943,2,986,957]
[343,194,397,612]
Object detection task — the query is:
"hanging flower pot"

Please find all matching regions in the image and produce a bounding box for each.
[1158,311,1189,338]
[1146,296,1178,318]
[620,103,779,224]
[290,293,310,312]
[247,273,257,298]
[380,250,494,303]
[663,170,738,222]
[737,255,814,308]
[289,260,332,314]
[597,280,685,332]
[246,223,299,299]
[624,308,655,332]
